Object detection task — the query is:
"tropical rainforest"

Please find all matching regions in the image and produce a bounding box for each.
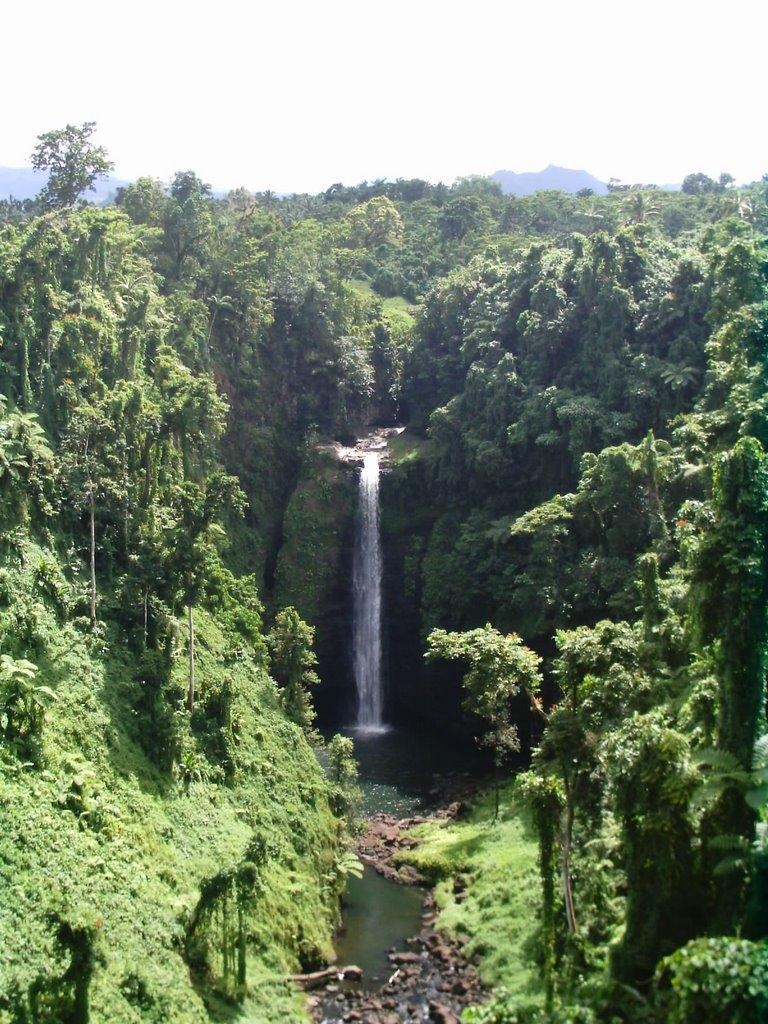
[0,124,766,1023]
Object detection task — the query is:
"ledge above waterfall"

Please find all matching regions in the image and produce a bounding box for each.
[319,426,405,467]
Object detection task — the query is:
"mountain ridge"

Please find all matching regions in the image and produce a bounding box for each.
[491,164,609,196]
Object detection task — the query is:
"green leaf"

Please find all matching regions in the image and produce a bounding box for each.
[745,784,768,811]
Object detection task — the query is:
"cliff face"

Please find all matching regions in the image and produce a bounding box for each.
[264,433,471,735]
[271,446,358,724]
[379,447,468,734]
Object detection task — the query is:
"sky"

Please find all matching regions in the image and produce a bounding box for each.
[2,0,766,194]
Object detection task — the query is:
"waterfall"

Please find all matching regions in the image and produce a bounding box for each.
[353,451,384,730]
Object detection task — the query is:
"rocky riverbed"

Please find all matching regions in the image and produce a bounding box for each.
[309,810,487,1024]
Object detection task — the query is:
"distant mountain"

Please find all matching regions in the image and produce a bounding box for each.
[491,165,609,196]
[0,167,128,203]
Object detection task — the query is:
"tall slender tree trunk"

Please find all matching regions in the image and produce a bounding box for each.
[89,480,97,627]
[187,604,196,711]
[562,784,578,935]
[237,899,247,988]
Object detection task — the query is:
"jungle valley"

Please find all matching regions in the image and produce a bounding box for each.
[0,126,766,1024]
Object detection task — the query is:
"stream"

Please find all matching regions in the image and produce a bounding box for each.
[312,727,485,1024]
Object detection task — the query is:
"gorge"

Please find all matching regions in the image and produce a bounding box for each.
[0,159,766,1024]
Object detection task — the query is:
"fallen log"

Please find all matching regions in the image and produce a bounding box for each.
[292,965,363,990]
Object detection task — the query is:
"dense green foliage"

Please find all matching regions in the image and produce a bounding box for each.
[2,124,768,1021]
[397,185,768,1018]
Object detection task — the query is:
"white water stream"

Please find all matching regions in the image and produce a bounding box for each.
[352,451,385,730]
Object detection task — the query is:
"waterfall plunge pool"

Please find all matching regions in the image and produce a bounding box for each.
[323,726,485,994]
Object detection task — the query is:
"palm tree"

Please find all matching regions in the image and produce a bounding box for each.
[622,189,662,226]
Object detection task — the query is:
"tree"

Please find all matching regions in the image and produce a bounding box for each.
[342,196,404,248]
[30,122,114,209]
[425,624,542,816]
[162,171,213,280]
[58,395,123,627]
[691,437,768,772]
[163,474,245,712]
[0,398,54,527]
[681,172,732,196]
[267,607,320,732]
[603,711,698,985]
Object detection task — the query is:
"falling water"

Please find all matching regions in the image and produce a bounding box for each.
[353,451,384,730]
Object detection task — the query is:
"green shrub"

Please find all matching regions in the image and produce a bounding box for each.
[655,937,768,1024]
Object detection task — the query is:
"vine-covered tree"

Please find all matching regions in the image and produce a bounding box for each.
[31,122,114,209]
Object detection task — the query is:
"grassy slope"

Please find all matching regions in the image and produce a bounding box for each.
[386,429,431,467]
[347,278,418,318]
[395,784,544,1010]
[0,544,339,1023]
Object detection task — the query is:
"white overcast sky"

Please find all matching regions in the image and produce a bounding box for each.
[2,0,765,193]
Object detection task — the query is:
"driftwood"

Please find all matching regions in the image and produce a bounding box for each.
[291,965,363,990]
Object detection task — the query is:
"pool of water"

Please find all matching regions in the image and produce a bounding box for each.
[341,724,483,817]
[323,726,484,988]
[332,864,424,987]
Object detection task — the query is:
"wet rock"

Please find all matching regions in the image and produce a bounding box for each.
[397,864,421,885]
[389,950,421,964]
[429,1000,461,1024]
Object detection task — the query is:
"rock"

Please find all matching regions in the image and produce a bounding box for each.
[390,950,421,964]
[397,864,422,884]
[294,964,362,990]
[429,999,461,1024]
